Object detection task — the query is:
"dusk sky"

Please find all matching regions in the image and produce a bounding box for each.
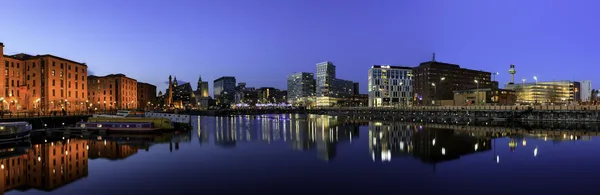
[1,0,599,96]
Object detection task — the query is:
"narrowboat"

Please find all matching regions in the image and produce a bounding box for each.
[87,117,175,130]
[76,121,161,132]
[0,122,32,141]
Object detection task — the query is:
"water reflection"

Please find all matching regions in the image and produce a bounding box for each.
[0,131,190,194]
[368,122,492,163]
[204,114,359,161]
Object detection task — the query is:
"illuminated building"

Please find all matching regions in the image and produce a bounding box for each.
[257,87,286,103]
[368,65,413,107]
[315,61,357,107]
[581,80,592,102]
[0,42,88,113]
[504,80,581,104]
[413,54,493,105]
[88,74,138,110]
[213,76,236,105]
[196,75,209,98]
[287,72,316,106]
[453,88,516,105]
[137,82,157,109]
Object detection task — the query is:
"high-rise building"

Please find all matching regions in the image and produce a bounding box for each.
[0,42,89,113]
[316,61,336,97]
[368,65,413,107]
[196,75,209,98]
[88,74,138,110]
[314,61,357,106]
[505,80,581,104]
[287,72,315,105]
[353,82,360,96]
[214,76,236,104]
[413,57,492,105]
[581,80,592,102]
[137,82,157,109]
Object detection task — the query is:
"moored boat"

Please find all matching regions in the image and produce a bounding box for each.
[76,121,161,132]
[0,122,32,141]
[87,117,175,130]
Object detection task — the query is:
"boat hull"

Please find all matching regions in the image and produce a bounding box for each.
[0,122,32,142]
[87,117,175,130]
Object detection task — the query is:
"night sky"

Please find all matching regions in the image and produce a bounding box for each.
[1,0,598,96]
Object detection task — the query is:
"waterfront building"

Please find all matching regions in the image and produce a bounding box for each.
[214,76,236,105]
[581,80,592,102]
[0,42,88,113]
[88,74,138,110]
[505,80,581,104]
[368,65,413,107]
[287,72,316,106]
[314,61,357,106]
[196,76,209,98]
[166,77,194,108]
[137,82,157,109]
[453,88,516,105]
[194,75,210,108]
[413,55,493,105]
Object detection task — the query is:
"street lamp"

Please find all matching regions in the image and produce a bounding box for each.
[493,72,499,81]
[474,80,479,105]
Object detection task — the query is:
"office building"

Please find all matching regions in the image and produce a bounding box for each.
[196,75,209,98]
[213,76,236,104]
[287,72,315,106]
[314,61,357,106]
[137,82,156,109]
[413,57,493,106]
[368,65,413,107]
[505,80,581,104]
[88,74,138,110]
[0,42,89,113]
[581,80,592,102]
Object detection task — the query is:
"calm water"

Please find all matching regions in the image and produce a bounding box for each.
[3,114,600,194]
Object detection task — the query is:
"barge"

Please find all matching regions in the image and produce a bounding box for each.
[87,117,175,130]
[76,121,162,132]
[0,122,32,141]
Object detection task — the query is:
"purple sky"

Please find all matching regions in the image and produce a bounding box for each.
[1,0,599,96]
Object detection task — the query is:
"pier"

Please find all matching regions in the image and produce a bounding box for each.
[190,105,600,122]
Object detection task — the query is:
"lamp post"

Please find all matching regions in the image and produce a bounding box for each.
[474,80,479,105]
[533,76,538,104]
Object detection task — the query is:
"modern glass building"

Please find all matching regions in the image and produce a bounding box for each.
[316,61,336,97]
[504,80,581,104]
[213,76,236,104]
[581,80,592,102]
[287,72,315,105]
[368,65,413,107]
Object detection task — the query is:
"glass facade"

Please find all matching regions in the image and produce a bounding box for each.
[505,80,581,104]
[287,72,315,105]
[368,65,413,107]
[213,76,236,104]
[316,61,335,97]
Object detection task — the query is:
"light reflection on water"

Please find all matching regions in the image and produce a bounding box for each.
[3,114,600,194]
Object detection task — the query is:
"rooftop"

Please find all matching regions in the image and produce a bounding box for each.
[4,53,87,66]
[371,65,413,69]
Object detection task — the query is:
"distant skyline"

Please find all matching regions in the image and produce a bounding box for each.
[2,0,600,96]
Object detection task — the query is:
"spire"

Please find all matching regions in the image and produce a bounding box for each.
[173,76,178,86]
[198,75,202,82]
[432,53,436,62]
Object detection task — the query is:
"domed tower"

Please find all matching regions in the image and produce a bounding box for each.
[508,64,517,84]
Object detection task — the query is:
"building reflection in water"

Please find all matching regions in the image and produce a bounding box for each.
[0,137,148,194]
[369,122,492,164]
[212,114,359,161]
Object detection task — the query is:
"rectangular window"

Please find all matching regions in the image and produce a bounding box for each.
[33,80,35,87]
[69,91,71,97]
[52,80,55,86]
[52,70,55,76]
[52,89,55,96]
[61,90,64,97]
[75,82,78,89]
